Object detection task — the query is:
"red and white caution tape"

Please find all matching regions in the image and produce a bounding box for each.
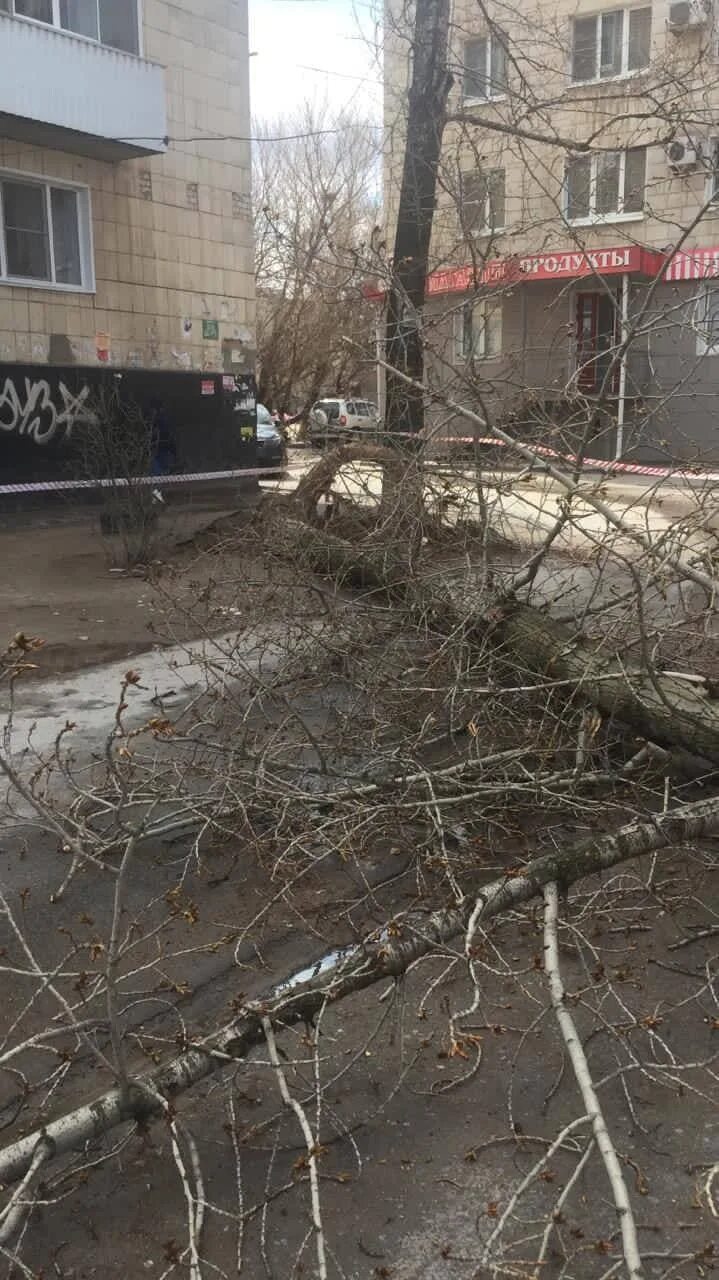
[438,435,719,482]
[2,443,718,497]
[0,462,303,497]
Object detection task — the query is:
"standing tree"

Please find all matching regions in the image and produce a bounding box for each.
[254,105,380,417]
[384,0,452,436]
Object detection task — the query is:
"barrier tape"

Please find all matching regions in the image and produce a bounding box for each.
[319,425,719,481]
[0,462,303,497]
[2,441,718,496]
[436,436,719,481]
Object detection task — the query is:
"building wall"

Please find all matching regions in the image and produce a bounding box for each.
[383,0,719,457]
[386,0,719,267]
[0,0,254,375]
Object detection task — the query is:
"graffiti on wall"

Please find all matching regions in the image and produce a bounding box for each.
[0,377,95,446]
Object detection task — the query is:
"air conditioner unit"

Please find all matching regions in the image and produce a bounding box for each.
[666,137,703,169]
[667,0,710,30]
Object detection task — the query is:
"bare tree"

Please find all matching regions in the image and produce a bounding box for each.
[254,104,380,416]
[384,0,453,436]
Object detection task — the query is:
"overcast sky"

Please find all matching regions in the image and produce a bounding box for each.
[249,0,383,122]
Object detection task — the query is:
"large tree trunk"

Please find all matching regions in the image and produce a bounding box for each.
[384,0,452,436]
[289,521,719,765]
[2,791,718,1189]
[492,601,719,763]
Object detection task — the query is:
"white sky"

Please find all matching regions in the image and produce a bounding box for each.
[249,0,383,122]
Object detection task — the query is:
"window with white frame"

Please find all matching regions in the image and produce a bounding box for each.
[0,0,139,55]
[696,282,719,354]
[571,7,651,82]
[462,33,508,100]
[454,298,502,360]
[0,173,93,289]
[460,168,506,234]
[565,147,646,222]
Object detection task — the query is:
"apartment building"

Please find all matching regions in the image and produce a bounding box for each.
[0,0,256,489]
[383,0,719,461]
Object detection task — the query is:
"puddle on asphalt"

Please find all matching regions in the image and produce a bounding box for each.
[274,945,358,994]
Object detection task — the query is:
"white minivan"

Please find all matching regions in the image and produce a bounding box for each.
[308,398,380,445]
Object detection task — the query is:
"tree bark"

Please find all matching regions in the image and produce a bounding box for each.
[491,602,719,765]
[288,522,719,764]
[2,793,718,1189]
[3,524,718,1193]
[384,0,452,435]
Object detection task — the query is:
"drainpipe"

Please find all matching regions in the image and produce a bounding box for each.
[615,272,630,459]
[521,283,527,386]
[375,315,383,420]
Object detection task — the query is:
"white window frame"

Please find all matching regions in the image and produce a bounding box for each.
[0,166,95,293]
[460,168,506,236]
[453,298,501,361]
[569,6,651,85]
[696,281,719,355]
[564,149,646,225]
[3,0,143,57]
[461,32,508,103]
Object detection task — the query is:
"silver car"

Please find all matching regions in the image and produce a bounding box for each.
[308,398,380,445]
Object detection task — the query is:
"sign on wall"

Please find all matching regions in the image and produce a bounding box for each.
[202,319,219,340]
[426,246,665,297]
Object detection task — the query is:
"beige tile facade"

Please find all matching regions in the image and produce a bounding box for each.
[386,0,719,266]
[383,0,719,458]
[0,0,254,373]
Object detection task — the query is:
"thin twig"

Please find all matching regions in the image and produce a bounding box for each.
[542,882,644,1279]
[261,1017,328,1280]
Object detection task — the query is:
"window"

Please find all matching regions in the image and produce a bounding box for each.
[565,147,645,222]
[462,33,508,100]
[96,0,138,55]
[696,284,719,354]
[460,168,506,234]
[15,0,53,20]
[571,7,651,82]
[60,0,98,38]
[312,401,340,421]
[454,299,502,360]
[3,0,139,53]
[0,173,93,289]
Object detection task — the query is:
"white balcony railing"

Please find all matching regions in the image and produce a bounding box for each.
[0,13,167,160]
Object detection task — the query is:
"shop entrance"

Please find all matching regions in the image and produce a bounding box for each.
[575,290,620,393]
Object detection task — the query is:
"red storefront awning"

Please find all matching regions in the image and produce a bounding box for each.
[362,244,666,301]
[664,247,719,281]
[363,244,719,298]
[426,245,666,295]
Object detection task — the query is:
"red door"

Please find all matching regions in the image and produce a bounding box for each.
[575,292,620,393]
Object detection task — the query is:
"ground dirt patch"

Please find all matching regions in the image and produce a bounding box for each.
[0,499,279,681]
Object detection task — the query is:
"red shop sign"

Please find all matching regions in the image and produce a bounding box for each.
[363,245,665,301]
[427,245,665,295]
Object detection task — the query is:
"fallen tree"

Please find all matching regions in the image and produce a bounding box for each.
[2,789,718,1190]
[289,517,719,766]
[2,453,719,1275]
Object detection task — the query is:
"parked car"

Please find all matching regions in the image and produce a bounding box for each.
[256,403,286,471]
[308,398,380,446]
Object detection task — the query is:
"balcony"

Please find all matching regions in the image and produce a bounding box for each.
[0,13,167,161]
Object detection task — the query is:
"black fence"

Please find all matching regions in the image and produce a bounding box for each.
[0,365,257,493]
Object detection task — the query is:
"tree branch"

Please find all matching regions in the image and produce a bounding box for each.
[542,882,644,1279]
[1,792,718,1191]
